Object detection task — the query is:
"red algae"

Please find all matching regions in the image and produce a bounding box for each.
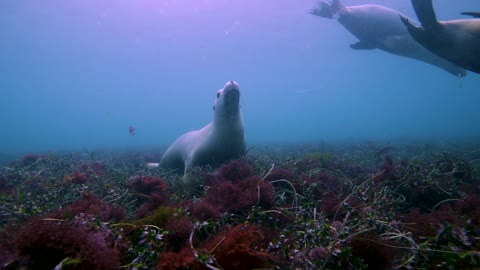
[15,218,122,270]
[50,192,126,222]
[63,171,88,184]
[1,143,480,269]
[128,175,169,218]
[217,159,254,183]
[203,224,271,269]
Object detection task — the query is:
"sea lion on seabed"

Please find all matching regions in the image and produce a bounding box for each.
[401,0,480,74]
[159,81,246,175]
[310,0,466,77]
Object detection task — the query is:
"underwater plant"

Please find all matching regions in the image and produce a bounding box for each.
[216,159,254,183]
[19,153,46,166]
[157,247,201,270]
[192,200,221,221]
[202,175,275,214]
[13,217,123,269]
[128,175,169,218]
[49,192,126,222]
[201,224,272,269]
[79,161,107,176]
[1,142,480,269]
[63,171,88,184]
[164,216,194,252]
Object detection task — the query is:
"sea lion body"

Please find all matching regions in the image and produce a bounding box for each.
[310,0,466,76]
[402,0,480,73]
[159,81,246,174]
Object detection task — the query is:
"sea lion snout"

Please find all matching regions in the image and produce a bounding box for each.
[222,81,240,105]
[225,90,240,105]
[224,80,240,91]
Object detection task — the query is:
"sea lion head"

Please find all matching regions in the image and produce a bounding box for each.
[213,81,241,122]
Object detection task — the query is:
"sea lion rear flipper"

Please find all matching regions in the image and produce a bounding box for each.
[309,0,346,19]
[410,0,439,29]
[350,41,376,50]
[461,12,480,18]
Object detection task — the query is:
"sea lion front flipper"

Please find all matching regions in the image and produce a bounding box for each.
[350,41,376,50]
[461,12,480,18]
[410,0,439,29]
[400,16,424,41]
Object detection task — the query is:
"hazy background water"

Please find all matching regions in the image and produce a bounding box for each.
[1,0,480,156]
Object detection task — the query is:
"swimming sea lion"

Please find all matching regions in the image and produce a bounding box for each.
[310,0,466,77]
[159,81,246,175]
[401,0,480,74]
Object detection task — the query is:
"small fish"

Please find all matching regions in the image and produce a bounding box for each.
[129,126,135,136]
[145,163,160,169]
[295,89,313,94]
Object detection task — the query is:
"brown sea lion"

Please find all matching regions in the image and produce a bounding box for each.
[401,0,480,74]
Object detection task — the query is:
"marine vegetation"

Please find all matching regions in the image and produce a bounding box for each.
[1,142,480,269]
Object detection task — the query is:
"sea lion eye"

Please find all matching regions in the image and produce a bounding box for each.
[217,92,220,99]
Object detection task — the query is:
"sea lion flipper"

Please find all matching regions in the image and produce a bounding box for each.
[400,16,424,40]
[410,0,439,29]
[350,41,376,50]
[309,0,346,19]
[461,12,480,18]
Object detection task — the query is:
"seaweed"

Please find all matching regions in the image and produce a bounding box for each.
[13,217,122,269]
[50,192,126,222]
[202,224,272,269]
[216,159,254,183]
[1,142,479,269]
[128,175,169,218]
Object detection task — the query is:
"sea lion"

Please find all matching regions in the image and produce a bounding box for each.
[159,81,246,175]
[310,0,466,77]
[401,0,480,74]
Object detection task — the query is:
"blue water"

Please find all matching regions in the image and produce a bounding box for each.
[1,0,480,155]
